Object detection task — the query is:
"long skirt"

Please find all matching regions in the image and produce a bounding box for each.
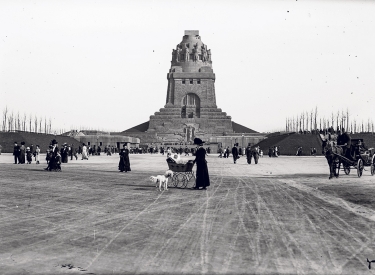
[82,150,89,160]
[195,160,210,188]
[118,156,131,172]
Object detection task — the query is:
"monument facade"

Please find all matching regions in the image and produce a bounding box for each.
[122,30,260,146]
[147,30,233,143]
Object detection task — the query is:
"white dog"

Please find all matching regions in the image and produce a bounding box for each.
[150,170,174,191]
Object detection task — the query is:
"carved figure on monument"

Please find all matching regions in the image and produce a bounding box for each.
[207,49,211,61]
[185,45,190,61]
[201,44,208,62]
[175,45,182,62]
[194,48,199,62]
[172,49,176,62]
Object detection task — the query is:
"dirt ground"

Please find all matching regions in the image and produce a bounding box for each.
[1,153,375,275]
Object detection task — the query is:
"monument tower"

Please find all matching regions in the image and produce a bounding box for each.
[146,30,233,143]
[121,30,259,146]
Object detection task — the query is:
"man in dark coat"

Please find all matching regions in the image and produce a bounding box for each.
[245,143,252,164]
[192,138,210,190]
[13,142,20,164]
[337,128,352,159]
[225,147,230,158]
[61,143,69,163]
[118,144,131,172]
[232,143,239,164]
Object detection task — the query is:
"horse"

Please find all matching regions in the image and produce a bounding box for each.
[322,138,344,179]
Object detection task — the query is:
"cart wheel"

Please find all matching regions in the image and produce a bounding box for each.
[172,174,179,187]
[357,159,364,178]
[181,174,189,188]
[371,155,375,176]
[333,160,340,178]
[175,173,186,188]
[344,165,350,175]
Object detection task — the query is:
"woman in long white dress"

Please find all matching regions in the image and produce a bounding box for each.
[82,143,89,160]
[35,145,41,164]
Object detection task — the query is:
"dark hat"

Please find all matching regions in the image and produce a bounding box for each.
[193,138,205,145]
[123,144,127,147]
[14,141,17,144]
[21,141,25,145]
[82,143,85,146]
[248,143,251,146]
[235,143,239,146]
[52,139,58,145]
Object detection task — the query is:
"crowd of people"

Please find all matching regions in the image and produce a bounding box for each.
[8,138,291,190]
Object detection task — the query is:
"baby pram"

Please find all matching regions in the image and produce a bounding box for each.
[46,153,62,172]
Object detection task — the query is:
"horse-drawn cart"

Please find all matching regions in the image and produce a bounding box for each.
[334,139,375,178]
[166,159,196,188]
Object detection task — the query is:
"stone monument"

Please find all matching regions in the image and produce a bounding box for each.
[121,30,260,146]
[147,30,234,143]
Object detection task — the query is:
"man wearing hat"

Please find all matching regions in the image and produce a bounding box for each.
[231,143,239,164]
[337,128,352,160]
[61,143,69,163]
[192,138,210,190]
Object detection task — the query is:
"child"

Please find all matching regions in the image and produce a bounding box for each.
[26,147,33,164]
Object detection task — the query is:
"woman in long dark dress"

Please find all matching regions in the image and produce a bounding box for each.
[192,138,210,190]
[118,145,131,172]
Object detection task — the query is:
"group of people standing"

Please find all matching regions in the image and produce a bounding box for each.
[13,142,41,164]
[218,143,261,165]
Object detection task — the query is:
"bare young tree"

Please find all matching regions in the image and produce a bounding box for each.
[29,113,33,132]
[16,112,21,131]
[314,106,318,131]
[44,116,47,134]
[331,112,335,130]
[22,113,27,131]
[310,109,313,132]
[8,111,14,132]
[336,111,340,131]
[49,118,52,134]
[301,112,305,132]
[305,111,309,132]
[34,115,38,133]
[368,118,371,133]
[39,116,42,134]
[346,108,350,131]
[341,109,345,130]
[2,106,8,131]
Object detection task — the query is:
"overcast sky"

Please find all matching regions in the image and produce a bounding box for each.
[1,0,374,133]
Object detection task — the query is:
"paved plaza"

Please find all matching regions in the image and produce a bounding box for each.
[1,153,375,274]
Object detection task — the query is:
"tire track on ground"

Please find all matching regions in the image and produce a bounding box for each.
[85,191,165,270]
[277,179,374,272]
